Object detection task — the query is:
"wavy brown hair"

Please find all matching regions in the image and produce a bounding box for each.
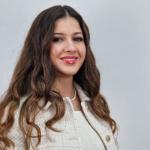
[0,5,117,149]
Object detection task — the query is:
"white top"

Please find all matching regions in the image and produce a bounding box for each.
[73,111,104,150]
[7,83,118,150]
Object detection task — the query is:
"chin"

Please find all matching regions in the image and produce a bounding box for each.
[57,69,79,77]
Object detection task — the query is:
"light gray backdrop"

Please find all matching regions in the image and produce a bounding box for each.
[0,0,150,149]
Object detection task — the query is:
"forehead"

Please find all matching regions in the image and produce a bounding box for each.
[53,16,82,34]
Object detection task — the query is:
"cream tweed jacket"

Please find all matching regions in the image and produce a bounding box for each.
[7,83,118,150]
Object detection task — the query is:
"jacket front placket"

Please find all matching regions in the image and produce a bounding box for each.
[81,101,118,150]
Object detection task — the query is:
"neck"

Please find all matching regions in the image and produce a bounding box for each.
[52,76,75,98]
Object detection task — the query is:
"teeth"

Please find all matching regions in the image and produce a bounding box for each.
[61,57,78,59]
[62,58,77,60]
[64,58,76,60]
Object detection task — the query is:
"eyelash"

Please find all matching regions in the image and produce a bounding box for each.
[52,37,62,42]
[52,37,84,43]
[73,37,84,42]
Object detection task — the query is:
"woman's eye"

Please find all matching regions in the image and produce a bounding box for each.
[73,37,84,42]
[52,37,63,42]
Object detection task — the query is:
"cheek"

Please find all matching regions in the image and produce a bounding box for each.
[50,45,61,59]
[81,45,86,59]
[49,49,57,65]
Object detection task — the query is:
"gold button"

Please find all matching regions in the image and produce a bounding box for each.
[105,135,111,142]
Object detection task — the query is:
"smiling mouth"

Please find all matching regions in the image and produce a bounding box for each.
[60,56,79,64]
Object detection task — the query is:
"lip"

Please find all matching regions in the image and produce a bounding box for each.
[60,56,79,64]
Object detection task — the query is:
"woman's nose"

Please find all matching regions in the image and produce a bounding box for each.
[65,39,77,52]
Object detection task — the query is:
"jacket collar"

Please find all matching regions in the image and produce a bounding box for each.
[74,82,90,102]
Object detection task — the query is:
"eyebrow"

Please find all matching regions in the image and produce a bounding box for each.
[53,32,83,36]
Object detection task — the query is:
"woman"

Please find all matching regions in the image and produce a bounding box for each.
[0,5,118,150]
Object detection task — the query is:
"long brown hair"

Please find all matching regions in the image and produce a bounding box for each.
[0,5,117,149]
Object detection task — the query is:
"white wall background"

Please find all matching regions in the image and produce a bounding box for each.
[0,0,150,149]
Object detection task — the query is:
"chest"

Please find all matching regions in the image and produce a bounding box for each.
[35,106,106,150]
[34,101,117,150]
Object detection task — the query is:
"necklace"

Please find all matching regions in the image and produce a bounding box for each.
[70,88,76,101]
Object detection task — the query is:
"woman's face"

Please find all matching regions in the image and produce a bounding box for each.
[50,16,86,77]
